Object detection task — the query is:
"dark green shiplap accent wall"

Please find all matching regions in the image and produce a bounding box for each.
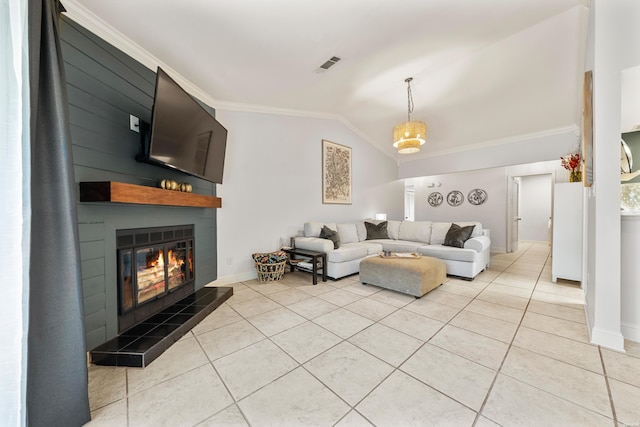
[60,17,219,350]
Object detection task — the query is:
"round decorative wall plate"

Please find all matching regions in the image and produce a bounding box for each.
[468,188,488,205]
[447,190,464,206]
[428,192,443,207]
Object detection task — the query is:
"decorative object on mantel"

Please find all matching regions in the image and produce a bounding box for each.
[393,77,427,154]
[447,190,464,206]
[428,192,443,207]
[322,139,352,204]
[561,153,582,182]
[467,189,488,205]
[159,179,192,193]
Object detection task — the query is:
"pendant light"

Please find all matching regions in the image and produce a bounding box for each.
[393,77,426,154]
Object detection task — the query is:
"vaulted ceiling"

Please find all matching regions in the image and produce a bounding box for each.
[62,0,589,161]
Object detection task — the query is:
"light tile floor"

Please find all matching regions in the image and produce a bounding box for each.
[86,242,640,427]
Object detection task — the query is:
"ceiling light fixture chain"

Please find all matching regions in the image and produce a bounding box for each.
[392,77,427,154]
[406,77,414,122]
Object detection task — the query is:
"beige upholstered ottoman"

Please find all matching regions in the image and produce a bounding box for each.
[359,255,446,297]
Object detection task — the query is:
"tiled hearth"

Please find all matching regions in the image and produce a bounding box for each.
[91,286,233,367]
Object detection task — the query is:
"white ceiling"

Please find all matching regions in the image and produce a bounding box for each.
[62,0,589,161]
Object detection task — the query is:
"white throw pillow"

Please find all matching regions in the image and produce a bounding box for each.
[337,223,359,244]
[430,222,452,245]
[398,221,432,243]
[386,220,401,240]
[356,221,367,241]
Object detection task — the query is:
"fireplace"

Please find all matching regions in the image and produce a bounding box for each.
[117,225,196,333]
[90,224,233,367]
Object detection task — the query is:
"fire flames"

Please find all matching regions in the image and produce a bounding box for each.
[137,248,186,303]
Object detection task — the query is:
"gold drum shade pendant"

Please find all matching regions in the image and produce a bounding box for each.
[393,77,426,154]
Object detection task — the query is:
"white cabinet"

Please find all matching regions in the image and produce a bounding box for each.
[621,213,640,342]
[552,182,583,282]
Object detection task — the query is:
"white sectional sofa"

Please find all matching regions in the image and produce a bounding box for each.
[294,220,491,280]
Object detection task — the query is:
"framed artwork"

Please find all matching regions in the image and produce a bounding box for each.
[582,70,593,187]
[322,139,352,204]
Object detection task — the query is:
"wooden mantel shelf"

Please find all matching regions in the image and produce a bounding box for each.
[79,181,221,208]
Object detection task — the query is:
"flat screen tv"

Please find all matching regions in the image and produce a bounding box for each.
[146,67,227,184]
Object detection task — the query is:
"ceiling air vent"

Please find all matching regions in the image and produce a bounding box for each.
[315,56,341,73]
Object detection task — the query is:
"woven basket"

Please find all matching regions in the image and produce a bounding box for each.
[255,260,286,282]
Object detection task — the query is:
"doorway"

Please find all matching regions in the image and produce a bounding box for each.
[404,185,415,221]
[506,173,553,252]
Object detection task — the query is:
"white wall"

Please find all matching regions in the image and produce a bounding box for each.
[583,0,640,350]
[621,64,640,132]
[409,160,564,254]
[519,174,553,242]
[411,168,507,252]
[399,127,579,179]
[212,110,404,283]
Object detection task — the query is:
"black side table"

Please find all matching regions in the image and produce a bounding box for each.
[283,248,327,285]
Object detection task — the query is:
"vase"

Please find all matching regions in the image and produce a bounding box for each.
[569,170,582,183]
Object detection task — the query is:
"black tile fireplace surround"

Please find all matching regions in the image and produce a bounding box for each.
[90,224,232,367]
[91,286,232,368]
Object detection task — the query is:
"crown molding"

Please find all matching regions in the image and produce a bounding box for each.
[397,124,581,163]
[61,1,577,166]
[62,0,219,110]
[61,0,399,161]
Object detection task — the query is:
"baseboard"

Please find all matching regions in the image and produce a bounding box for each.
[621,321,640,344]
[589,325,625,351]
[205,270,256,286]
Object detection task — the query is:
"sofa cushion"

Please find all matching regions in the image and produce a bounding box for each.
[326,244,369,263]
[418,245,479,262]
[304,222,337,237]
[320,225,341,249]
[346,241,384,256]
[376,239,425,253]
[365,221,389,239]
[443,223,475,248]
[337,223,359,244]
[294,237,334,253]
[398,221,432,244]
[430,222,452,245]
[356,221,368,242]
[387,220,402,240]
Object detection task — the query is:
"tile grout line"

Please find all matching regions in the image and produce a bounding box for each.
[191,323,255,426]
[472,243,539,426]
[598,346,619,427]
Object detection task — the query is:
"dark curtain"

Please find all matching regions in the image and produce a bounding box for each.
[27,0,91,426]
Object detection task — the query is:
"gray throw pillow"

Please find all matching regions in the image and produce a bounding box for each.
[443,223,475,248]
[319,225,340,249]
[365,221,389,240]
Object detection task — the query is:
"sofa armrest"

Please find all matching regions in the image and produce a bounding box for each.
[294,237,334,253]
[464,235,490,252]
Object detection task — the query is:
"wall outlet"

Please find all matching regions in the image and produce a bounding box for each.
[129,114,140,133]
[226,256,233,266]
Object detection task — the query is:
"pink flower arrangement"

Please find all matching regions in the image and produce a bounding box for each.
[561,153,581,172]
